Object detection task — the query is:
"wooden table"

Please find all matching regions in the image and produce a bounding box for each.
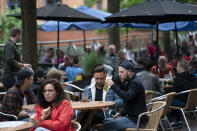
[0,121,34,131]
[72,101,115,131]
[22,101,115,131]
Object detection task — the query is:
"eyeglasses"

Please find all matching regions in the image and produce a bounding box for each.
[43,89,54,94]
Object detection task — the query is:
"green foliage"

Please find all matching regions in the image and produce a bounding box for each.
[81,51,104,74]
[85,0,102,7]
[0,6,21,44]
[120,0,145,9]
[176,0,197,4]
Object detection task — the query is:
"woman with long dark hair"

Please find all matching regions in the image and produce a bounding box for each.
[30,78,74,131]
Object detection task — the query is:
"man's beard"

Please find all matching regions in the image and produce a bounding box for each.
[120,74,130,83]
[96,83,104,89]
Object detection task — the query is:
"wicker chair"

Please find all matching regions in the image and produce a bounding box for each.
[170,89,197,131]
[125,101,166,131]
[148,92,175,131]
[145,90,161,104]
[0,111,18,121]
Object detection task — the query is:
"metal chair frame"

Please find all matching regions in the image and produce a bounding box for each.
[170,89,197,131]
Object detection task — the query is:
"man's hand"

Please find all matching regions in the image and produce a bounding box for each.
[106,79,114,87]
[23,64,32,69]
[114,112,121,119]
[17,111,29,119]
[30,118,39,128]
[40,106,51,121]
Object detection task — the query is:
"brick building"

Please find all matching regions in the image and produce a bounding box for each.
[0,0,107,14]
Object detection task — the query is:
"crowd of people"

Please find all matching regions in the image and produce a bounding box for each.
[0,27,197,130]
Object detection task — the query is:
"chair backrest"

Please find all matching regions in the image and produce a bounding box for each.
[161,92,176,117]
[0,111,18,121]
[72,121,81,131]
[60,83,71,101]
[185,88,197,110]
[145,101,166,130]
[145,90,154,103]
[63,82,84,92]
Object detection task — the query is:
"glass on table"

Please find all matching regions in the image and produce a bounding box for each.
[73,92,80,101]
[81,92,89,102]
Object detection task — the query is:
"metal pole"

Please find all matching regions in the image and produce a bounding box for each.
[126,27,128,44]
[156,23,159,74]
[83,30,86,52]
[174,22,180,59]
[57,20,60,68]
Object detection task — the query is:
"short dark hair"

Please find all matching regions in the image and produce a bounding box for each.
[73,56,79,64]
[34,69,47,81]
[93,64,106,74]
[143,59,153,71]
[38,78,67,108]
[10,27,20,37]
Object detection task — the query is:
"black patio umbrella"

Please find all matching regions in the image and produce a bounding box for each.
[105,0,197,73]
[10,2,101,67]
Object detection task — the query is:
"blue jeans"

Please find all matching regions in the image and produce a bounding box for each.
[35,127,50,131]
[103,117,136,131]
[168,99,186,122]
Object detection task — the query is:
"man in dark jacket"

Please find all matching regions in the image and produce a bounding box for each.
[103,61,147,131]
[2,27,31,91]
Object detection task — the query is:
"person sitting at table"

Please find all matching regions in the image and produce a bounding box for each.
[169,59,197,127]
[0,69,37,121]
[151,56,175,78]
[32,69,47,96]
[40,47,54,64]
[58,54,73,71]
[46,68,70,100]
[66,56,84,91]
[86,64,123,122]
[103,61,147,131]
[47,68,62,83]
[137,58,164,94]
[30,78,74,131]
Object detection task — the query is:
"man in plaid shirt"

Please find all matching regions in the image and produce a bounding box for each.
[0,69,37,121]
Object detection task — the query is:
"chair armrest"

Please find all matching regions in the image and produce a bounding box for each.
[63,82,84,91]
[175,90,190,96]
[64,90,74,95]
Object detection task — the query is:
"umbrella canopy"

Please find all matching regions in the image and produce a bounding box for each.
[105,0,197,74]
[37,3,101,22]
[120,21,197,31]
[41,5,114,31]
[105,0,197,24]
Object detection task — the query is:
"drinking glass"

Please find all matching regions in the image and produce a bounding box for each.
[73,92,80,101]
[82,92,89,102]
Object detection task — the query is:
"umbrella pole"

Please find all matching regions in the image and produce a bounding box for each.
[126,27,128,44]
[57,20,60,68]
[83,30,86,52]
[156,23,159,74]
[174,22,180,59]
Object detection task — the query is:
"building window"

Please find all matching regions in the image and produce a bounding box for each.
[8,0,20,10]
[46,0,60,5]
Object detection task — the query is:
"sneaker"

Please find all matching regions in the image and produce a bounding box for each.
[170,122,176,127]
[176,121,183,126]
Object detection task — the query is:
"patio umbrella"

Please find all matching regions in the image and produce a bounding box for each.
[105,0,197,72]
[41,6,114,53]
[10,2,101,67]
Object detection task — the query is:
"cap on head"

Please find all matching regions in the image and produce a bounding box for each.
[119,61,135,71]
[15,69,33,87]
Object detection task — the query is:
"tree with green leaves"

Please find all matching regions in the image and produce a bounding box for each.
[0,6,21,44]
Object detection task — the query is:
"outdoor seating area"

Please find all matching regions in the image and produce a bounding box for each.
[1,0,197,131]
